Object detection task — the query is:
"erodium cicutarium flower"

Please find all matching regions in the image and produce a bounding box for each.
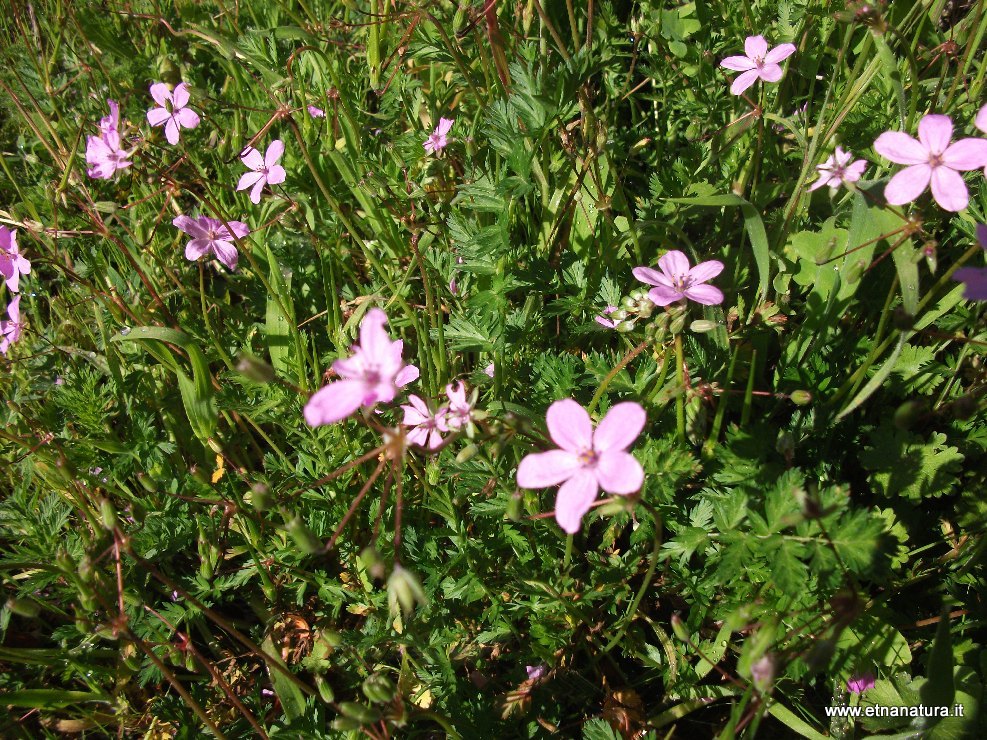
[401,395,448,449]
[847,672,876,694]
[304,309,420,426]
[424,118,454,154]
[633,251,725,306]
[808,147,868,191]
[516,399,646,534]
[173,215,249,271]
[146,82,200,145]
[237,140,287,205]
[720,35,796,96]
[0,226,31,293]
[1,295,23,355]
[86,99,132,179]
[952,224,987,301]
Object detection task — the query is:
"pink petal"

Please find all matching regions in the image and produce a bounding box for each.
[146,107,170,127]
[517,449,581,488]
[545,399,593,452]
[237,171,263,192]
[683,283,725,305]
[647,285,684,306]
[185,239,211,261]
[594,450,645,495]
[437,117,455,135]
[688,259,724,284]
[265,140,285,168]
[250,178,266,204]
[764,43,796,63]
[758,63,784,83]
[396,364,420,388]
[164,118,180,145]
[554,471,600,534]
[149,82,171,107]
[171,83,190,108]
[976,104,987,133]
[359,308,391,359]
[883,164,931,205]
[225,221,250,239]
[807,175,830,191]
[720,55,756,71]
[211,240,239,270]
[240,146,264,169]
[658,250,691,278]
[953,267,987,300]
[406,427,428,447]
[845,160,868,181]
[941,138,987,171]
[929,166,968,212]
[593,402,646,453]
[917,114,952,154]
[304,379,367,426]
[266,165,286,185]
[977,223,987,248]
[730,69,761,96]
[176,108,200,129]
[874,132,928,165]
[632,266,673,288]
[172,215,205,237]
[744,35,768,60]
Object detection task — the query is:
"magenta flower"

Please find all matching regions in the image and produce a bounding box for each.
[237,140,287,205]
[0,227,31,293]
[401,395,448,449]
[484,362,495,378]
[595,305,618,328]
[173,215,249,271]
[0,295,23,355]
[952,223,987,301]
[146,82,200,145]
[976,104,987,175]
[86,99,132,179]
[308,105,325,119]
[874,114,987,212]
[847,672,876,694]
[633,251,725,306]
[444,381,475,430]
[720,36,797,96]
[516,399,645,534]
[808,147,868,191]
[424,118,454,154]
[525,665,547,682]
[304,309,420,426]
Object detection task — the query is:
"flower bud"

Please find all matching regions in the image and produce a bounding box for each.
[236,354,276,383]
[6,597,40,618]
[99,498,117,531]
[388,565,427,618]
[339,702,382,724]
[790,390,813,406]
[315,675,335,703]
[359,546,386,580]
[621,296,637,309]
[670,613,690,642]
[505,491,523,522]
[286,515,322,555]
[331,717,364,731]
[362,674,397,703]
[456,444,478,463]
[615,320,636,333]
[750,654,776,693]
[669,313,687,335]
[845,259,866,285]
[610,309,629,321]
[250,482,273,511]
[690,320,718,333]
[893,399,925,430]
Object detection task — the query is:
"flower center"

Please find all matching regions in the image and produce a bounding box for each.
[672,274,692,292]
[364,367,382,385]
[928,153,944,168]
[577,448,599,466]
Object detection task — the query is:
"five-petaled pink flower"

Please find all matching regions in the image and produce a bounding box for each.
[237,140,287,204]
[976,104,987,176]
[86,99,132,179]
[874,114,987,212]
[0,226,31,293]
[308,105,325,119]
[516,399,645,534]
[304,308,420,426]
[952,223,987,301]
[847,672,876,694]
[808,147,868,191]
[484,362,495,378]
[444,381,475,430]
[633,251,725,306]
[424,118,454,154]
[146,82,200,145]
[401,395,448,449]
[1,295,23,355]
[173,215,249,271]
[720,36,797,96]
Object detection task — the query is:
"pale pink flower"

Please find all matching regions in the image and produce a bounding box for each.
[633,251,725,306]
[401,395,448,449]
[308,105,325,119]
[516,399,645,534]
[0,227,31,292]
[443,380,476,431]
[952,223,987,301]
[976,104,987,176]
[304,309,420,426]
[0,295,23,355]
[847,672,876,694]
[449,277,458,295]
[424,118,454,154]
[595,305,618,328]
[146,82,200,145]
[484,362,495,378]
[86,99,132,179]
[526,665,547,682]
[874,114,987,212]
[173,215,249,271]
[720,36,797,96]
[808,147,868,191]
[237,140,287,205]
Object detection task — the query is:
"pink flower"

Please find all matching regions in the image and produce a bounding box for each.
[308,105,325,119]
[444,381,476,431]
[720,36,797,96]
[595,305,618,328]
[633,251,725,306]
[237,140,287,205]
[1,295,23,355]
[304,308,420,426]
[808,147,868,191]
[86,99,132,179]
[874,114,987,212]
[146,82,200,145]
[484,362,495,378]
[0,227,31,293]
[525,665,547,682]
[424,117,454,154]
[401,395,448,449]
[847,672,876,694]
[516,399,645,534]
[976,104,987,175]
[173,215,249,271]
[952,223,987,301]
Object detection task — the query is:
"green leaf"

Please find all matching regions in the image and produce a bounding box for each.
[920,610,955,708]
[261,636,306,722]
[0,689,111,708]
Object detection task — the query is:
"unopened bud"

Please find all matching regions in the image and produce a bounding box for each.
[99,498,118,531]
[790,390,813,406]
[315,675,335,703]
[505,491,523,522]
[456,444,478,463]
[339,701,381,724]
[670,613,690,642]
[669,313,687,335]
[236,354,276,383]
[362,674,397,703]
[845,259,866,285]
[690,320,718,333]
[286,515,322,555]
[6,597,40,618]
[750,654,776,693]
[615,320,636,333]
[359,546,386,580]
[893,399,925,430]
[250,482,273,511]
[387,565,427,618]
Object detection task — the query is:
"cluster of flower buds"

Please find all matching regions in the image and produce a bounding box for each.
[595,288,656,333]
